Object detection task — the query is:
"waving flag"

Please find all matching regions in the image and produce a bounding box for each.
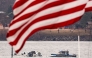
[85,0,92,11]
[7,0,92,53]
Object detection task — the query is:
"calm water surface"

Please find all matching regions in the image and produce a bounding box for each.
[0,41,92,58]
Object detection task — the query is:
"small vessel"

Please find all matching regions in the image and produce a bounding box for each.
[51,50,76,57]
[27,51,42,57]
[14,51,42,57]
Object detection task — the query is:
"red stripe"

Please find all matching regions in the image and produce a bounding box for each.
[8,0,66,36]
[8,4,85,38]
[11,0,75,26]
[15,16,82,53]
[7,24,25,38]
[10,0,67,26]
[8,0,67,39]
[85,7,92,12]
[13,0,28,9]
[14,0,46,18]
[9,4,85,45]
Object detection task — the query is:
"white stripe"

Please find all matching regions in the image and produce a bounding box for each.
[15,0,87,20]
[13,0,35,16]
[9,0,60,30]
[30,0,87,21]
[9,4,63,31]
[9,0,87,31]
[8,0,63,42]
[7,20,29,42]
[9,19,29,31]
[13,10,85,51]
[13,0,19,8]
[13,0,57,21]
[86,1,92,8]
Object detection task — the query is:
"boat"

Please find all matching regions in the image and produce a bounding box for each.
[51,50,76,57]
[14,51,42,57]
[27,51,42,57]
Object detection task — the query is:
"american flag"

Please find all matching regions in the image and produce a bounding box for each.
[7,0,92,53]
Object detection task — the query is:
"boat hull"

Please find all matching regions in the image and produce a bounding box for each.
[51,54,76,57]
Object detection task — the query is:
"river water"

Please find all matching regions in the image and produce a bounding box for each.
[0,41,92,58]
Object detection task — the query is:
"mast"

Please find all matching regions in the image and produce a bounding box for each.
[78,35,80,58]
[11,47,13,58]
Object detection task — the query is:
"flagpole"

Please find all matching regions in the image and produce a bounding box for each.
[11,47,13,58]
[78,35,80,58]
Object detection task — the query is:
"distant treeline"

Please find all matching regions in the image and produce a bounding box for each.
[0,30,91,41]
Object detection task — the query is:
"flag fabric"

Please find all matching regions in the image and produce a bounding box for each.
[85,0,92,11]
[7,0,92,53]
